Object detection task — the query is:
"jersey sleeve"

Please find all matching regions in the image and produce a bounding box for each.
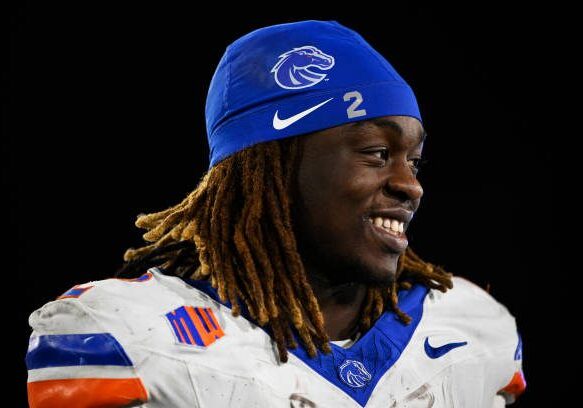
[25,293,149,408]
[451,277,527,405]
[497,331,526,404]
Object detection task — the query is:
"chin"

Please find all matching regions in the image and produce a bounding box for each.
[361,269,396,286]
[354,256,399,286]
[297,239,400,286]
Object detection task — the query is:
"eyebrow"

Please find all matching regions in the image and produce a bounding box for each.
[351,118,427,144]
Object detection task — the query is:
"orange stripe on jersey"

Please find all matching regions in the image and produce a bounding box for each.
[28,377,148,408]
[501,371,527,397]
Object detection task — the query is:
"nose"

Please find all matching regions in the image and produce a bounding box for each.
[382,160,424,202]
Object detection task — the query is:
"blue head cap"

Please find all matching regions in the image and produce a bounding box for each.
[205,20,421,168]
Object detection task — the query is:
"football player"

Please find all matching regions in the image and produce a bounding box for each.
[26,20,526,407]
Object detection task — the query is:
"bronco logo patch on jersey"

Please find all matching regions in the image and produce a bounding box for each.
[166,306,225,347]
[338,359,372,388]
[271,45,335,90]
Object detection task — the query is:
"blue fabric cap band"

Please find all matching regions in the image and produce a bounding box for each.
[205,20,421,168]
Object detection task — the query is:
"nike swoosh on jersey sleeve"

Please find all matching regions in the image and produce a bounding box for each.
[26,300,148,408]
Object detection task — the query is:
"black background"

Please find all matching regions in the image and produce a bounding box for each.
[5,3,558,406]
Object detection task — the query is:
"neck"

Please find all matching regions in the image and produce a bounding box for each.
[307,269,368,341]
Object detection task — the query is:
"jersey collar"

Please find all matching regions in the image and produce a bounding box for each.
[171,268,428,407]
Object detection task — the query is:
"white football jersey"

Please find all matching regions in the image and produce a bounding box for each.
[26,267,525,407]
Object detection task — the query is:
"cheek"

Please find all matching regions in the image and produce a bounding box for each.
[303,215,366,263]
[303,169,380,227]
[296,153,380,232]
[298,166,343,213]
[345,171,381,197]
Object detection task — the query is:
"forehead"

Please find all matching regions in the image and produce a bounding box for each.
[298,116,426,157]
[298,116,425,163]
[343,116,426,145]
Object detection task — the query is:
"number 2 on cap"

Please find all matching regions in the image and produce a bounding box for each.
[343,91,367,119]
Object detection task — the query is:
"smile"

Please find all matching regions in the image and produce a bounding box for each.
[367,217,404,235]
[366,217,408,253]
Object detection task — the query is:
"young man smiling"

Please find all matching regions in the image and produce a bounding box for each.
[25,20,526,407]
[294,116,426,341]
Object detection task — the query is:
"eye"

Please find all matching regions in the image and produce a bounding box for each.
[408,158,428,171]
[368,148,388,161]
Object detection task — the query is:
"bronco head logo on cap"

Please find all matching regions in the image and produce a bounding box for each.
[271,45,335,90]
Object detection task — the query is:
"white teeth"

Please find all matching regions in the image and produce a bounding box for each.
[369,217,405,235]
[390,219,399,232]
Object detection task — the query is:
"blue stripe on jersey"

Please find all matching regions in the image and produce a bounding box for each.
[62,288,87,297]
[130,272,153,282]
[515,332,523,360]
[175,265,429,408]
[26,333,133,370]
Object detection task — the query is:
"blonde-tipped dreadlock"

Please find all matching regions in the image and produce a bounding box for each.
[117,136,453,362]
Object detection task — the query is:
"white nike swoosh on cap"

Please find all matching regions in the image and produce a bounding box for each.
[272,97,334,130]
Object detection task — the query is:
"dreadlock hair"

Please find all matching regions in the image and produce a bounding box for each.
[116,136,453,363]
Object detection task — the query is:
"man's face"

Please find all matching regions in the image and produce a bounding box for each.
[293,115,425,285]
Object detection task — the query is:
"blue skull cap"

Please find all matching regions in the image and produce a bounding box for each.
[205,20,421,168]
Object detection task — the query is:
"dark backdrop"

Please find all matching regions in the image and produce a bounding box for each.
[5,3,557,406]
